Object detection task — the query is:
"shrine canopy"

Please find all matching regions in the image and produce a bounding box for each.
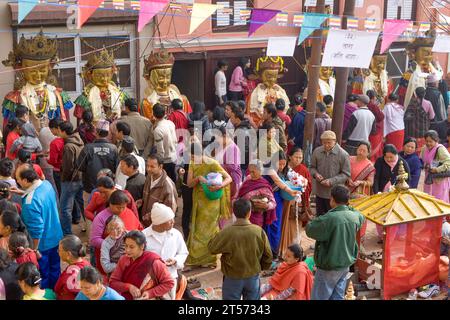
[350,161,450,226]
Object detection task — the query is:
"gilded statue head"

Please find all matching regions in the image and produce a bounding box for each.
[83,48,116,89]
[369,55,387,76]
[144,50,175,94]
[319,67,333,81]
[255,56,285,89]
[2,31,58,86]
[406,29,436,72]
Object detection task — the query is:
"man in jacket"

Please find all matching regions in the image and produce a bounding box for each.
[230,105,257,179]
[208,198,272,300]
[306,185,364,300]
[76,119,119,197]
[153,103,178,183]
[16,164,63,290]
[310,131,351,216]
[141,154,178,227]
[426,73,447,123]
[120,98,154,158]
[58,121,85,235]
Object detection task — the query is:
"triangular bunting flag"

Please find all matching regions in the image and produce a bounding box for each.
[78,0,104,28]
[138,0,169,32]
[18,0,39,24]
[189,3,218,34]
[380,19,410,53]
[298,13,328,45]
[248,8,280,37]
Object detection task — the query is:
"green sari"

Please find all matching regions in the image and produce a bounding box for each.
[186,157,231,267]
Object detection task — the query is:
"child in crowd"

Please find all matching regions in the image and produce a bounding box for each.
[3,118,22,160]
[77,110,96,145]
[10,122,42,157]
[0,211,28,251]
[8,232,39,269]
[100,216,127,275]
[16,262,56,300]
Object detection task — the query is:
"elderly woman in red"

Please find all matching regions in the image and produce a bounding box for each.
[109,230,174,300]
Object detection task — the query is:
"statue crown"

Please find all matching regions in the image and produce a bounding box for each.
[255,56,284,74]
[2,30,58,68]
[84,47,116,70]
[144,50,175,75]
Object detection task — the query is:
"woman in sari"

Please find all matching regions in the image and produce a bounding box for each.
[186,142,232,268]
[347,141,375,198]
[258,123,283,165]
[399,138,422,189]
[263,151,299,259]
[421,130,450,202]
[237,159,277,228]
[261,244,313,300]
[279,147,312,259]
[109,231,174,300]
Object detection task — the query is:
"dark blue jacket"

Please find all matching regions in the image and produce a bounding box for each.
[288,110,306,148]
[399,151,422,189]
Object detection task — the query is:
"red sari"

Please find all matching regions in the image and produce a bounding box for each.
[109,251,174,300]
[263,261,314,300]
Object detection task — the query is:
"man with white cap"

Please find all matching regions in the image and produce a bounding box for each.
[425,73,447,123]
[142,202,188,300]
[310,130,351,216]
[342,94,376,156]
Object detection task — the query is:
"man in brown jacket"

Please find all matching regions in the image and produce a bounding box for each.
[141,154,178,227]
[120,98,154,158]
[57,121,85,235]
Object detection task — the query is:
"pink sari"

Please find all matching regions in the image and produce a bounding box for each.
[422,144,450,202]
[349,157,375,196]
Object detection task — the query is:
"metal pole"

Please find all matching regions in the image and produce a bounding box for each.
[331,0,356,144]
[303,0,326,166]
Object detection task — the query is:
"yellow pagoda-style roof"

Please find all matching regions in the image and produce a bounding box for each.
[349,161,450,226]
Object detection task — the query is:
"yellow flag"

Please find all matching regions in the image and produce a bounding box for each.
[189,3,218,34]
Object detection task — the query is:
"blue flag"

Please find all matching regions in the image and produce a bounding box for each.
[298,13,329,45]
[18,0,39,24]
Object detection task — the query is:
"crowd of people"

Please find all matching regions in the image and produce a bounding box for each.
[0,65,449,301]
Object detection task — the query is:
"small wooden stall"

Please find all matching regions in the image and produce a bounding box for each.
[350,161,450,300]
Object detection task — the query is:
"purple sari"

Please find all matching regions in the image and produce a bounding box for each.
[218,142,242,199]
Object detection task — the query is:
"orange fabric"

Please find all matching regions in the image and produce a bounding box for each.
[268,261,313,300]
[175,274,187,300]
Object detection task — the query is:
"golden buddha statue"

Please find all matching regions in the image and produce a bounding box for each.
[363,53,390,104]
[2,31,72,131]
[318,66,335,100]
[247,56,290,127]
[400,29,442,107]
[141,50,191,122]
[345,281,356,300]
[74,48,128,123]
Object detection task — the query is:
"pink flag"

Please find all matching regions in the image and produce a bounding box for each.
[248,8,280,37]
[78,0,104,28]
[380,19,410,53]
[138,0,170,32]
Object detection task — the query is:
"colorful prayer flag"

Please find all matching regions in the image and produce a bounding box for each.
[189,3,218,34]
[138,0,169,32]
[130,0,140,10]
[380,19,410,53]
[364,18,376,30]
[113,0,125,10]
[328,16,341,29]
[298,13,328,45]
[239,9,251,19]
[186,4,193,13]
[347,17,359,30]
[419,22,431,33]
[276,12,288,26]
[293,14,304,27]
[168,1,182,11]
[248,9,280,37]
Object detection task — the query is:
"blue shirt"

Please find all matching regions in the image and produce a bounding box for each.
[399,152,422,189]
[75,287,125,300]
[21,180,63,252]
